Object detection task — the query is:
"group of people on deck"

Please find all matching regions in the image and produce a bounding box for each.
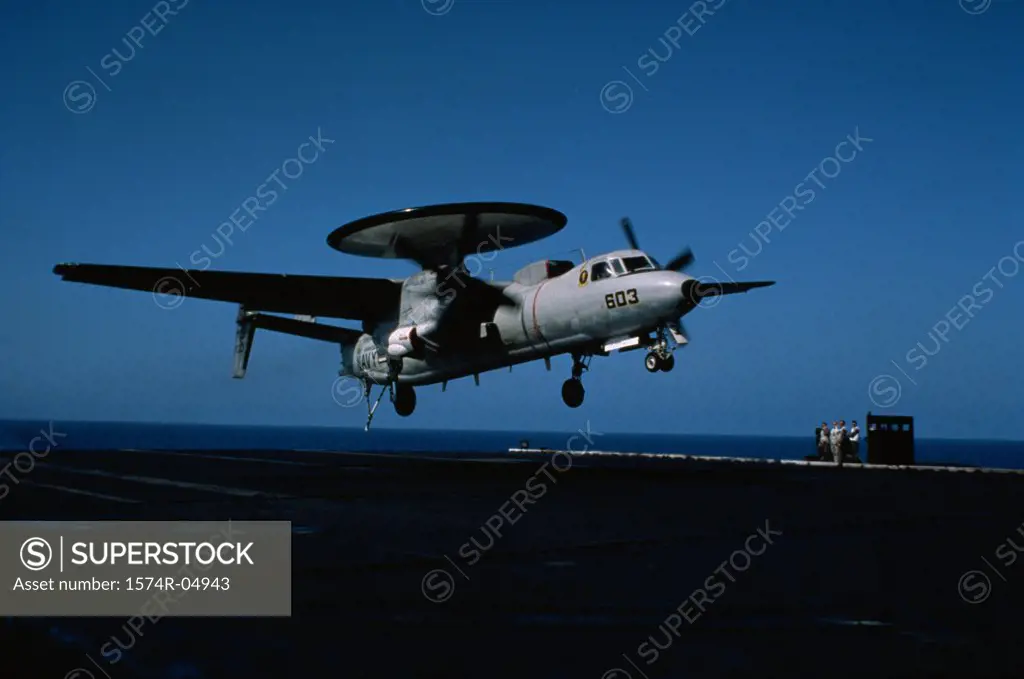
[817,420,861,465]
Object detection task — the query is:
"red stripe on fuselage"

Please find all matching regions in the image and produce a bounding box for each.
[531,279,550,348]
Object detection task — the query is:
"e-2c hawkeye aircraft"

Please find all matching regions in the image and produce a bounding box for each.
[53,202,774,429]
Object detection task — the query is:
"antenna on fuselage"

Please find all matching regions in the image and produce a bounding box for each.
[542,248,586,264]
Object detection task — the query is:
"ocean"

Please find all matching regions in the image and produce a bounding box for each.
[2,419,1022,469]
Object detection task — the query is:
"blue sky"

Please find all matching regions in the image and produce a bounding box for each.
[1,0,1022,439]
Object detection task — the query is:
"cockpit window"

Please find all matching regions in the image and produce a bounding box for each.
[591,260,613,281]
[621,256,655,273]
[609,258,626,275]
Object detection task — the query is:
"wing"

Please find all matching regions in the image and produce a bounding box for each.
[688,280,775,298]
[53,263,402,322]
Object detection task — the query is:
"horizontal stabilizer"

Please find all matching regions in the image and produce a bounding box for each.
[247,313,363,344]
[233,308,363,379]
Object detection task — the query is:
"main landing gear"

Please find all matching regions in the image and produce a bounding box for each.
[644,327,677,373]
[561,353,591,408]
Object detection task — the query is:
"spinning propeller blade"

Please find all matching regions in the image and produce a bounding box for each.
[620,215,698,342]
[620,217,640,251]
[620,216,695,273]
[664,247,695,272]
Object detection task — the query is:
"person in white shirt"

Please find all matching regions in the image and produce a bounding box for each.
[849,420,861,461]
[829,421,840,463]
[818,422,829,460]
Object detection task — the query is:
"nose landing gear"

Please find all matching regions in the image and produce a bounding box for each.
[645,326,679,373]
[561,353,591,408]
[645,351,675,372]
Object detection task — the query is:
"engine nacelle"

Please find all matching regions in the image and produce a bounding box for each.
[386,322,437,358]
[387,327,418,358]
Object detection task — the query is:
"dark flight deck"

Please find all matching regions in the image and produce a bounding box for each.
[2,445,1022,678]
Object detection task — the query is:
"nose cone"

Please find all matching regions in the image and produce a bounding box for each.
[638,271,691,317]
[650,272,687,291]
[680,276,700,310]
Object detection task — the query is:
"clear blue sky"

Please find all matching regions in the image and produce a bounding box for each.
[1,0,1022,439]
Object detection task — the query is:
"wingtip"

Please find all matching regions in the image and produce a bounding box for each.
[53,263,73,276]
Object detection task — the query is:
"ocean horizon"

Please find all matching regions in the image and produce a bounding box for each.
[2,419,1022,469]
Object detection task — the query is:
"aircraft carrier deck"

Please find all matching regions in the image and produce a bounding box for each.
[2,445,1022,678]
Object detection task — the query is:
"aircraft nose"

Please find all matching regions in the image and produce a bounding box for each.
[679,277,701,310]
[640,272,694,318]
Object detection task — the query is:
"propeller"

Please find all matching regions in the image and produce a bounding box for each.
[620,217,694,273]
[620,216,698,342]
[620,216,641,251]
[664,248,695,273]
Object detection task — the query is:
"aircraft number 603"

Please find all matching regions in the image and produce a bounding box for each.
[605,288,639,309]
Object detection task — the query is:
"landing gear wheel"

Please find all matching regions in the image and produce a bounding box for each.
[561,378,585,408]
[645,352,661,373]
[659,354,675,372]
[394,384,416,417]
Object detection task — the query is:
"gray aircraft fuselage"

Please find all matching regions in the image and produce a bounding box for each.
[342,249,692,386]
